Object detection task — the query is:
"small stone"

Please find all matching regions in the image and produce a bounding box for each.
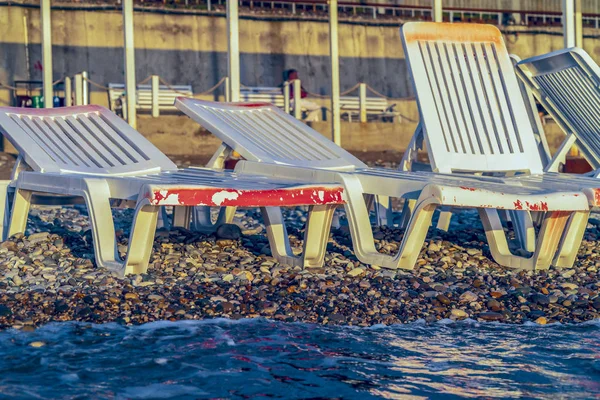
[478,312,504,321]
[562,269,576,279]
[148,295,164,302]
[216,224,242,240]
[534,316,547,325]
[0,305,12,317]
[436,294,451,305]
[451,309,468,320]
[531,294,550,306]
[222,274,234,282]
[108,297,120,305]
[561,283,578,290]
[29,341,45,348]
[460,291,477,303]
[124,293,139,300]
[347,268,365,277]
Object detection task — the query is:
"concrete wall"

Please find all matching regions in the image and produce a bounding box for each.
[3,5,600,111]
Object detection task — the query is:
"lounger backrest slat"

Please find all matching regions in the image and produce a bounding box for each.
[401,22,544,174]
[516,48,600,169]
[0,105,177,175]
[175,98,367,170]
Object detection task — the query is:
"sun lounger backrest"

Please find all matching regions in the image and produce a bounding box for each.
[401,22,544,174]
[516,48,600,170]
[175,98,367,170]
[510,54,552,167]
[0,105,177,175]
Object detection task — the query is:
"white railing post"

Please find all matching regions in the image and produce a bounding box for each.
[293,79,302,120]
[563,0,575,47]
[359,83,367,123]
[329,0,341,145]
[575,0,583,48]
[123,0,137,128]
[227,0,240,102]
[81,71,89,105]
[283,81,290,113]
[207,0,211,11]
[64,76,72,107]
[41,0,53,108]
[74,74,83,106]
[225,76,230,102]
[151,75,159,117]
[433,0,442,22]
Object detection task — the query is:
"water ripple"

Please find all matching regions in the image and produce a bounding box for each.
[0,319,598,399]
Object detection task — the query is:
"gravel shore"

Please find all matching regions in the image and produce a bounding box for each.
[0,203,599,330]
[0,152,598,329]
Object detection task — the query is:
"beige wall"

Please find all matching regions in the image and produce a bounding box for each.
[4,5,600,113]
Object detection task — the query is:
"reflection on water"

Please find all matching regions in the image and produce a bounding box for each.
[0,319,598,399]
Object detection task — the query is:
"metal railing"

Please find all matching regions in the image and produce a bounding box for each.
[13,0,600,27]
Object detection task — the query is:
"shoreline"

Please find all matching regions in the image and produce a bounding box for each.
[1,205,599,331]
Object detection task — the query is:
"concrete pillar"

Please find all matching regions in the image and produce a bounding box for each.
[123,0,137,128]
[151,75,159,117]
[433,0,442,22]
[563,0,575,47]
[227,0,240,102]
[293,79,302,120]
[41,0,53,108]
[64,76,72,107]
[359,83,367,123]
[575,0,583,48]
[329,0,341,146]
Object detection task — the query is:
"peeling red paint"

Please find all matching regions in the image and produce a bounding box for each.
[525,201,549,212]
[236,103,271,108]
[513,200,523,210]
[459,186,477,192]
[594,188,600,206]
[146,186,345,207]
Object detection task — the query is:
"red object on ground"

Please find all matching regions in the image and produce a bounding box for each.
[564,157,593,174]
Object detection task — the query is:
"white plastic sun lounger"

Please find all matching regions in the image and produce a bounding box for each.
[398,22,600,269]
[175,97,591,271]
[515,48,600,173]
[0,105,345,275]
[512,47,600,261]
[401,53,553,241]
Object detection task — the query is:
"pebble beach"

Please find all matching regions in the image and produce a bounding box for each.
[1,153,600,330]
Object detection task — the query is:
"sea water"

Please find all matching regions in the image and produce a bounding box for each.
[0,319,598,399]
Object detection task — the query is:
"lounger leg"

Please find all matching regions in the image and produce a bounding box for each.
[123,203,159,275]
[301,204,337,268]
[82,180,121,272]
[374,195,393,226]
[552,210,589,268]
[172,206,192,229]
[262,206,296,264]
[436,210,452,231]
[7,188,33,238]
[0,181,11,241]
[395,200,437,269]
[191,206,237,232]
[479,209,570,270]
[156,207,171,230]
[261,205,336,268]
[509,210,536,252]
[398,198,416,229]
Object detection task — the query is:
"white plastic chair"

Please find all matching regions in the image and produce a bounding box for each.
[175,97,590,271]
[0,105,345,275]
